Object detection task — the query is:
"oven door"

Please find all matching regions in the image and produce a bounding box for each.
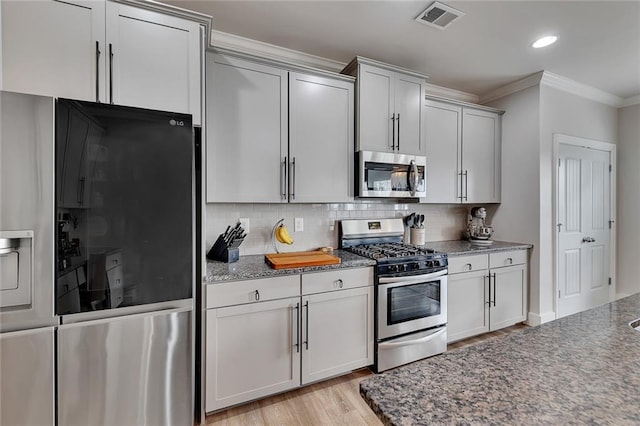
[377,270,447,340]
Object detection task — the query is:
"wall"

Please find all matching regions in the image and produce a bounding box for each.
[538,86,618,320]
[486,85,541,323]
[205,202,470,255]
[617,104,640,297]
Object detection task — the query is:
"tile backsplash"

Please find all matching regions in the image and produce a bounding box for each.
[206,202,472,255]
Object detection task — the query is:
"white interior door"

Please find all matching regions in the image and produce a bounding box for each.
[557,143,611,318]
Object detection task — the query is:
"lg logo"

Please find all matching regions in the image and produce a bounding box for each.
[169,119,185,127]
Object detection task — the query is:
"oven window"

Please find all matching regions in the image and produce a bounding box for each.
[387,281,441,325]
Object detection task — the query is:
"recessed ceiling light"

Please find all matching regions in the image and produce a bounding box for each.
[532,36,558,48]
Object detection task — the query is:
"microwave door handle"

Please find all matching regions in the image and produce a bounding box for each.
[407,160,418,196]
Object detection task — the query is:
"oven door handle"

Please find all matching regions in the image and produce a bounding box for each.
[378,327,446,349]
[378,269,448,284]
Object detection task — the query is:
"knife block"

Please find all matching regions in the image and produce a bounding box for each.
[207,234,239,263]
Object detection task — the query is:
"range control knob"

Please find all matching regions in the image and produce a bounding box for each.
[433,260,440,267]
[426,260,433,268]
[412,262,421,270]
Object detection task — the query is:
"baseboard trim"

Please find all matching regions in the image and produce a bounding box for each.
[526,311,556,326]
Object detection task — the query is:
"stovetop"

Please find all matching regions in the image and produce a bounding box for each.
[350,242,436,260]
[348,242,448,276]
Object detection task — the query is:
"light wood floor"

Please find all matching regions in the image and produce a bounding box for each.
[205,324,528,426]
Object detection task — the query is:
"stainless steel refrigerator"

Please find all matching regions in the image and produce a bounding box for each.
[1,91,196,426]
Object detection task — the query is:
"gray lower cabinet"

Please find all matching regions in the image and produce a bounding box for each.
[447,250,527,343]
[0,327,55,426]
[205,268,373,412]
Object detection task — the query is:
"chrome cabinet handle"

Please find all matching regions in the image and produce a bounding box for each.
[463,170,468,201]
[492,273,497,306]
[507,257,513,265]
[396,113,400,151]
[391,113,396,150]
[254,290,260,301]
[95,41,101,102]
[303,300,309,350]
[337,279,344,289]
[293,302,300,353]
[281,156,287,200]
[109,43,114,104]
[289,157,296,200]
[466,263,472,271]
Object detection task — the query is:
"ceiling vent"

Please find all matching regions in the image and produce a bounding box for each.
[415,2,465,30]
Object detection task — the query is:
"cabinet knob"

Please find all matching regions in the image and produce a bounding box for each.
[337,279,344,289]
[254,290,260,301]
[466,263,472,271]
[507,257,513,265]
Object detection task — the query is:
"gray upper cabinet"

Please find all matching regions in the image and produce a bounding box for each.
[289,72,353,203]
[207,53,354,203]
[424,98,502,204]
[0,0,203,124]
[342,57,426,156]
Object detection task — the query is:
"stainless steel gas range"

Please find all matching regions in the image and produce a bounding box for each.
[340,218,448,372]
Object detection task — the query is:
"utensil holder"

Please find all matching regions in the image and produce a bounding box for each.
[410,228,425,246]
[207,234,239,263]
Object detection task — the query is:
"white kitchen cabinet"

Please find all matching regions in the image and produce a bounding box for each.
[105,2,201,123]
[0,0,202,123]
[424,98,502,203]
[300,269,373,385]
[289,72,353,202]
[0,0,105,101]
[204,267,373,412]
[342,57,426,156]
[207,53,354,203]
[206,296,301,412]
[447,250,527,343]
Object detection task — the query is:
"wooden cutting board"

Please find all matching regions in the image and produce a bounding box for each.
[265,251,341,269]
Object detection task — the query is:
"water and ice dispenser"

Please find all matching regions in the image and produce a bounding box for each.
[0,230,33,309]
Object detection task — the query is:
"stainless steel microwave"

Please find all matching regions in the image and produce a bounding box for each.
[358,151,426,198]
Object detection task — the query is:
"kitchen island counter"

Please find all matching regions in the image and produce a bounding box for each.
[360,292,640,425]
[205,250,376,283]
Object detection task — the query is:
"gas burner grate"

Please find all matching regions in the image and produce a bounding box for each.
[350,242,437,260]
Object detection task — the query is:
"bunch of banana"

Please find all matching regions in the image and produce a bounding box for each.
[275,223,294,245]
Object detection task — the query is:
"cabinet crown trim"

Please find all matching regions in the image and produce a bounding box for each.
[426,95,505,115]
[341,56,428,81]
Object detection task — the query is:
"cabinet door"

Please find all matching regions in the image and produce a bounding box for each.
[1,0,105,101]
[447,269,489,343]
[489,264,526,330]
[301,287,373,385]
[289,73,354,202]
[357,64,394,152]
[205,297,300,412]
[462,108,501,203]
[206,54,288,202]
[424,100,462,203]
[394,73,425,156]
[105,2,201,123]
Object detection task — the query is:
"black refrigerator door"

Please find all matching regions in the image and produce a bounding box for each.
[55,99,193,314]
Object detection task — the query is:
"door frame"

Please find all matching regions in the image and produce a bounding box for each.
[552,133,616,318]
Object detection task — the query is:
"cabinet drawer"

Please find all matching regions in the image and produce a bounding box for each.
[448,254,489,274]
[105,251,122,270]
[489,250,527,269]
[302,267,373,295]
[206,275,300,309]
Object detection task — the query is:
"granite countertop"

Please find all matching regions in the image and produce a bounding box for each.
[205,249,376,283]
[360,292,640,425]
[427,240,532,256]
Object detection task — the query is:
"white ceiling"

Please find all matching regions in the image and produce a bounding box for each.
[167,0,640,101]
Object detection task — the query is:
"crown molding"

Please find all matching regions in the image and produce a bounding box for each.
[480,70,634,108]
[424,83,479,104]
[479,72,544,104]
[210,30,346,73]
[620,94,640,108]
[539,71,624,108]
